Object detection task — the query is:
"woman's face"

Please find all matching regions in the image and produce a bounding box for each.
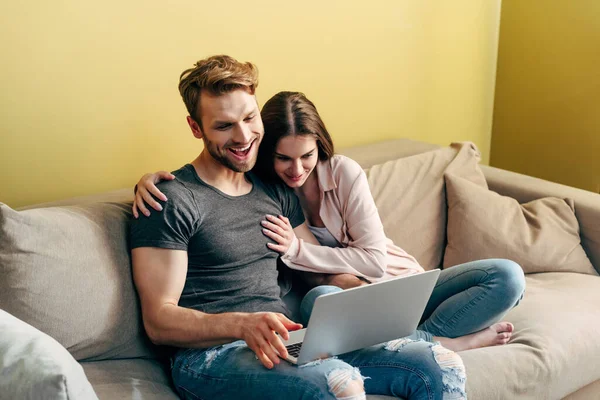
[273,135,319,188]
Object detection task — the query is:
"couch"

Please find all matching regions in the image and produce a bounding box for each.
[2,138,599,400]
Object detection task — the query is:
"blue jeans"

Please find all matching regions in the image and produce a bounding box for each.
[171,337,464,400]
[300,259,526,341]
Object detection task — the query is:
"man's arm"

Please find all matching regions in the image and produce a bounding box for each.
[131,247,302,368]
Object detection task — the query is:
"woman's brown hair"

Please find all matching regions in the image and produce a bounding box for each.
[255,91,334,182]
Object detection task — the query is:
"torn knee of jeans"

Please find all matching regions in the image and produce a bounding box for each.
[326,367,366,399]
[430,343,467,400]
[204,348,219,368]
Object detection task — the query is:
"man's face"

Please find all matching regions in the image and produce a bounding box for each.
[191,89,264,172]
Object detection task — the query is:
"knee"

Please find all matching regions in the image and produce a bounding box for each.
[384,340,466,399]
[300,285,343,324]
[429,343,467,399]
[326,368,366,400]
[491,259,526,304]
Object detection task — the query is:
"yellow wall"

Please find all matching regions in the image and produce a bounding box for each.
[491,1,600,193]
[1,1,502,208]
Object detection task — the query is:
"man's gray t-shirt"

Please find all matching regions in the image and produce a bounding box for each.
[130,164,305,316]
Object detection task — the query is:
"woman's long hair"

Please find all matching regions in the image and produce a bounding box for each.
[254,91,334,182]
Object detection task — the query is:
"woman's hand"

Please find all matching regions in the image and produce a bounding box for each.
[262,215,296,255]
[132,171,175,218]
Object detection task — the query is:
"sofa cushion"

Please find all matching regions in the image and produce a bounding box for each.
[460,272,600,399]
[82,358,178,400]
[443,174,597,275]
[0,202,156,361]
[0,309,98,400]
[365,142,487,269]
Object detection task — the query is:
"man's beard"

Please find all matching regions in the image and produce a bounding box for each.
[204,138,257,173]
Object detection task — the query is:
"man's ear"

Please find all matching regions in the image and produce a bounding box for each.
[187,116,203,139]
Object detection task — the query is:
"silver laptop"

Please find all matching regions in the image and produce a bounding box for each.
[276,269,440,365]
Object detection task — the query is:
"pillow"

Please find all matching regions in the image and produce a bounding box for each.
[443,173,597,275]
[0,309,98,399]
[0,202,156,361]
[366,142,487,269]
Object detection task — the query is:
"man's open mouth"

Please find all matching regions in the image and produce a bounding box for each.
[228,141,253,158]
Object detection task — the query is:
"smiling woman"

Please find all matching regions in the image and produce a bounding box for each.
[273,136,319,188]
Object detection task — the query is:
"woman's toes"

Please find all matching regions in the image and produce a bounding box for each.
[498,331,512,344]
[492,321,514,334]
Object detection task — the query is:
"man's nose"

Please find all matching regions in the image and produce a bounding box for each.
[233,123,252,143]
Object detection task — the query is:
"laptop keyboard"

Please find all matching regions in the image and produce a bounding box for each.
[286,342,303,358]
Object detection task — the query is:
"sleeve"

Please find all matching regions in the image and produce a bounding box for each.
[280,184,306,228]
[281,158,388,279]
[129,182,198,251]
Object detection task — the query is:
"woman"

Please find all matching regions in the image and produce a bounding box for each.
[133,91,525,352]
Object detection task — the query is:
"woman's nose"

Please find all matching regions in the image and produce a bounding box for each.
[291,159,303,175]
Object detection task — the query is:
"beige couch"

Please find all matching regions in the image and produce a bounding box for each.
[1,138,599,400]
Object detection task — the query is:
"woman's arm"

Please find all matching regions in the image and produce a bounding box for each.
[264,158,389,279]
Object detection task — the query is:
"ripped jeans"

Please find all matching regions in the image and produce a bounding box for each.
[171,337,465,400]
[300,259,526,341]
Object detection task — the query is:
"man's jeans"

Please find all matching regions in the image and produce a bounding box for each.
[300,259,526,341]
[172,337,464,400]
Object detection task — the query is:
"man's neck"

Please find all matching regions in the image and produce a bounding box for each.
[190,151,252,196]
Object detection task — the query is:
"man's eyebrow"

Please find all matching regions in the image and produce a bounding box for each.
[212,119,233,126]
[212,109,256,126]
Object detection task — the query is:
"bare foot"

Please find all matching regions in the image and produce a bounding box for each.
[434,322,514,352]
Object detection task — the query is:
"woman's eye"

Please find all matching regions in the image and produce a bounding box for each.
[245,115,255,121]
[302,153,314,159]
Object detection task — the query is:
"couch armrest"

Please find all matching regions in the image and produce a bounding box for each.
[481,165,600,273]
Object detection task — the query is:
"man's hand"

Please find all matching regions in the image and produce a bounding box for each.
[238,312,303,369]
[322,273,369,289]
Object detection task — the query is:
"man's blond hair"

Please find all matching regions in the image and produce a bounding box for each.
[179,55,259,129]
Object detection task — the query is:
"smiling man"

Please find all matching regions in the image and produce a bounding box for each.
[129,55,450,400]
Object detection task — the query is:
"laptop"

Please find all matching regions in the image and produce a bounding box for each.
[276,269,440,365]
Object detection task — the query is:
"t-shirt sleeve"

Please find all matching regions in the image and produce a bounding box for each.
[129,181,198,250]
[280,185,305,228]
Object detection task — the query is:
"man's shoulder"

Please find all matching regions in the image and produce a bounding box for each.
[154,165,200,205]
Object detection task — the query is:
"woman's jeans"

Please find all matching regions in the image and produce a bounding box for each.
[172,337,465,400]
[300,258,526,342]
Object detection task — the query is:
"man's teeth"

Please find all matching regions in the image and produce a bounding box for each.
[230,144,252,153]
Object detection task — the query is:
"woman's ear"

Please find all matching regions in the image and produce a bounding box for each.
[187,116,203,139]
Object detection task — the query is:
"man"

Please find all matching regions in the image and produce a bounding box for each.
[130,55,458,400]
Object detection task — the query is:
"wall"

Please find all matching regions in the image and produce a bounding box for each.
[491,0,600,192]
[1,1,502,208]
